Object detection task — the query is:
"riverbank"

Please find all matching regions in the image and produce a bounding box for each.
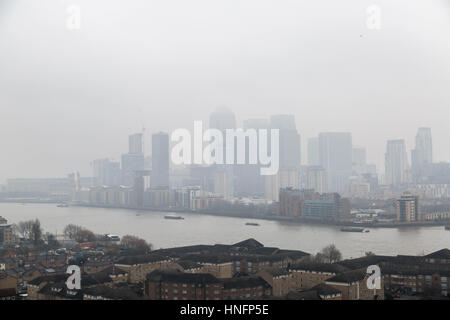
[71,203,450,229]
[3,199,449,229]
[2,202,449,258]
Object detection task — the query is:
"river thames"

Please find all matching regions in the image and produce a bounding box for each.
[1,203,449,258]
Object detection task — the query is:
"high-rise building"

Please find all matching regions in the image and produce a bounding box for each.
[412,127,433,182]
[129,133,143,154]
[209,106,236,132]
[214,169,233,200]
[209,107,236,199]
[307,137,319,166]
[150,132,170,189]
[93,158,121,187]
[396,193,421,222]
[262,115,301,200]
[306,166,327,193]
[270,115,301,170]
[385,139,409,187]
[318,133,353,193]
[122,154,145,186]
[121,133,145,187]
[352,146,367,174]
[234,119,270,196]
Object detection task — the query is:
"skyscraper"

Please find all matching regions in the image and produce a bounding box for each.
[270,115,301,170]
[209,107,236,199]
[411,127,432,182]
[385,139,409,187]
[234,119,270,196]
[121,132,145,186]
[209,106,236,132]
[92,158,121,187]
[306,166,327,193]
[318,132,353,193]
[352,146,367,175]
[150,132,170,189]
[307,137,319,166]
[129,133,143,154]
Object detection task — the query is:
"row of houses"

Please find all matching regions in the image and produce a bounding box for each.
[3,237,450,300]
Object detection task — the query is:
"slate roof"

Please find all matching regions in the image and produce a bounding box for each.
[425,249,450,260]
[290,262,349,274]
[115,254,170,265]
[221,276,270,290]
[146,270,220,284]
[326,268,367,283]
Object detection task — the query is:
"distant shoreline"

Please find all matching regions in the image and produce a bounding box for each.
[2,200,449,230]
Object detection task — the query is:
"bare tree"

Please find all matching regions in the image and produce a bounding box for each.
[317,244,342,263]
[44,232,60,249]
[15,219,42,244]
[63,224,82,240]
[77,229,96,242]
[120,235,152,253]
[16,220,34,239]
[63,224,96,242]
[30,219,42,245]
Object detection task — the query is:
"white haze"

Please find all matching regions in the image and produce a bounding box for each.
[0,0,449,182]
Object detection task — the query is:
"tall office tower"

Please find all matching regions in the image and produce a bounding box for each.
[92,158,121,186]
[262,115,301,200]
[209,106,237,133]
[306,166,327,193]
[214,170,233,200]
[121,132,145,186]
[411,127,433,182]
[318,132,353,193]
[234,119,270,196]
[264,169,300,201]
[129,133,143,154]
[307,137,319,166]
[352,146,367,174]
[150,132,170,189]
[270,115,301,170]
[396,193,421,222]
[209,107,236,199]
[385,139,409,187]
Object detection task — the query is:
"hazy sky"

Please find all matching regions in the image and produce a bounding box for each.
[1,0,449,183]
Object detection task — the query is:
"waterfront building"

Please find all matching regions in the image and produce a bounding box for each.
[396,193,421,222]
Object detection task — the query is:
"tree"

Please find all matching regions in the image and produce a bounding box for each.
[120,235,152,253]
[365,251,375,256]
[63,224,82,240]
[63,224,96,242]
[44,232,60,249]
[15,219,42,244]
[30,219,42,245]
[77,229,96,242]
[16,220,34,239]
[318,244,342,263]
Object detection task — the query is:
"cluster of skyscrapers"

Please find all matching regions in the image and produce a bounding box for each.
[84,108,446,205]
[385,128,433,187]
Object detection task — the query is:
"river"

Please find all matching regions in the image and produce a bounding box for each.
[1,203,449,259]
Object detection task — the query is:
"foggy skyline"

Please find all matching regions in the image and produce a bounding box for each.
[1,0,450,183]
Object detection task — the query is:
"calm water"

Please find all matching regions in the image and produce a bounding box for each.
[1,203,449,259]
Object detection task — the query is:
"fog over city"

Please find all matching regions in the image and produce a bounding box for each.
[2,0,450,305]
[1,0,450,183]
